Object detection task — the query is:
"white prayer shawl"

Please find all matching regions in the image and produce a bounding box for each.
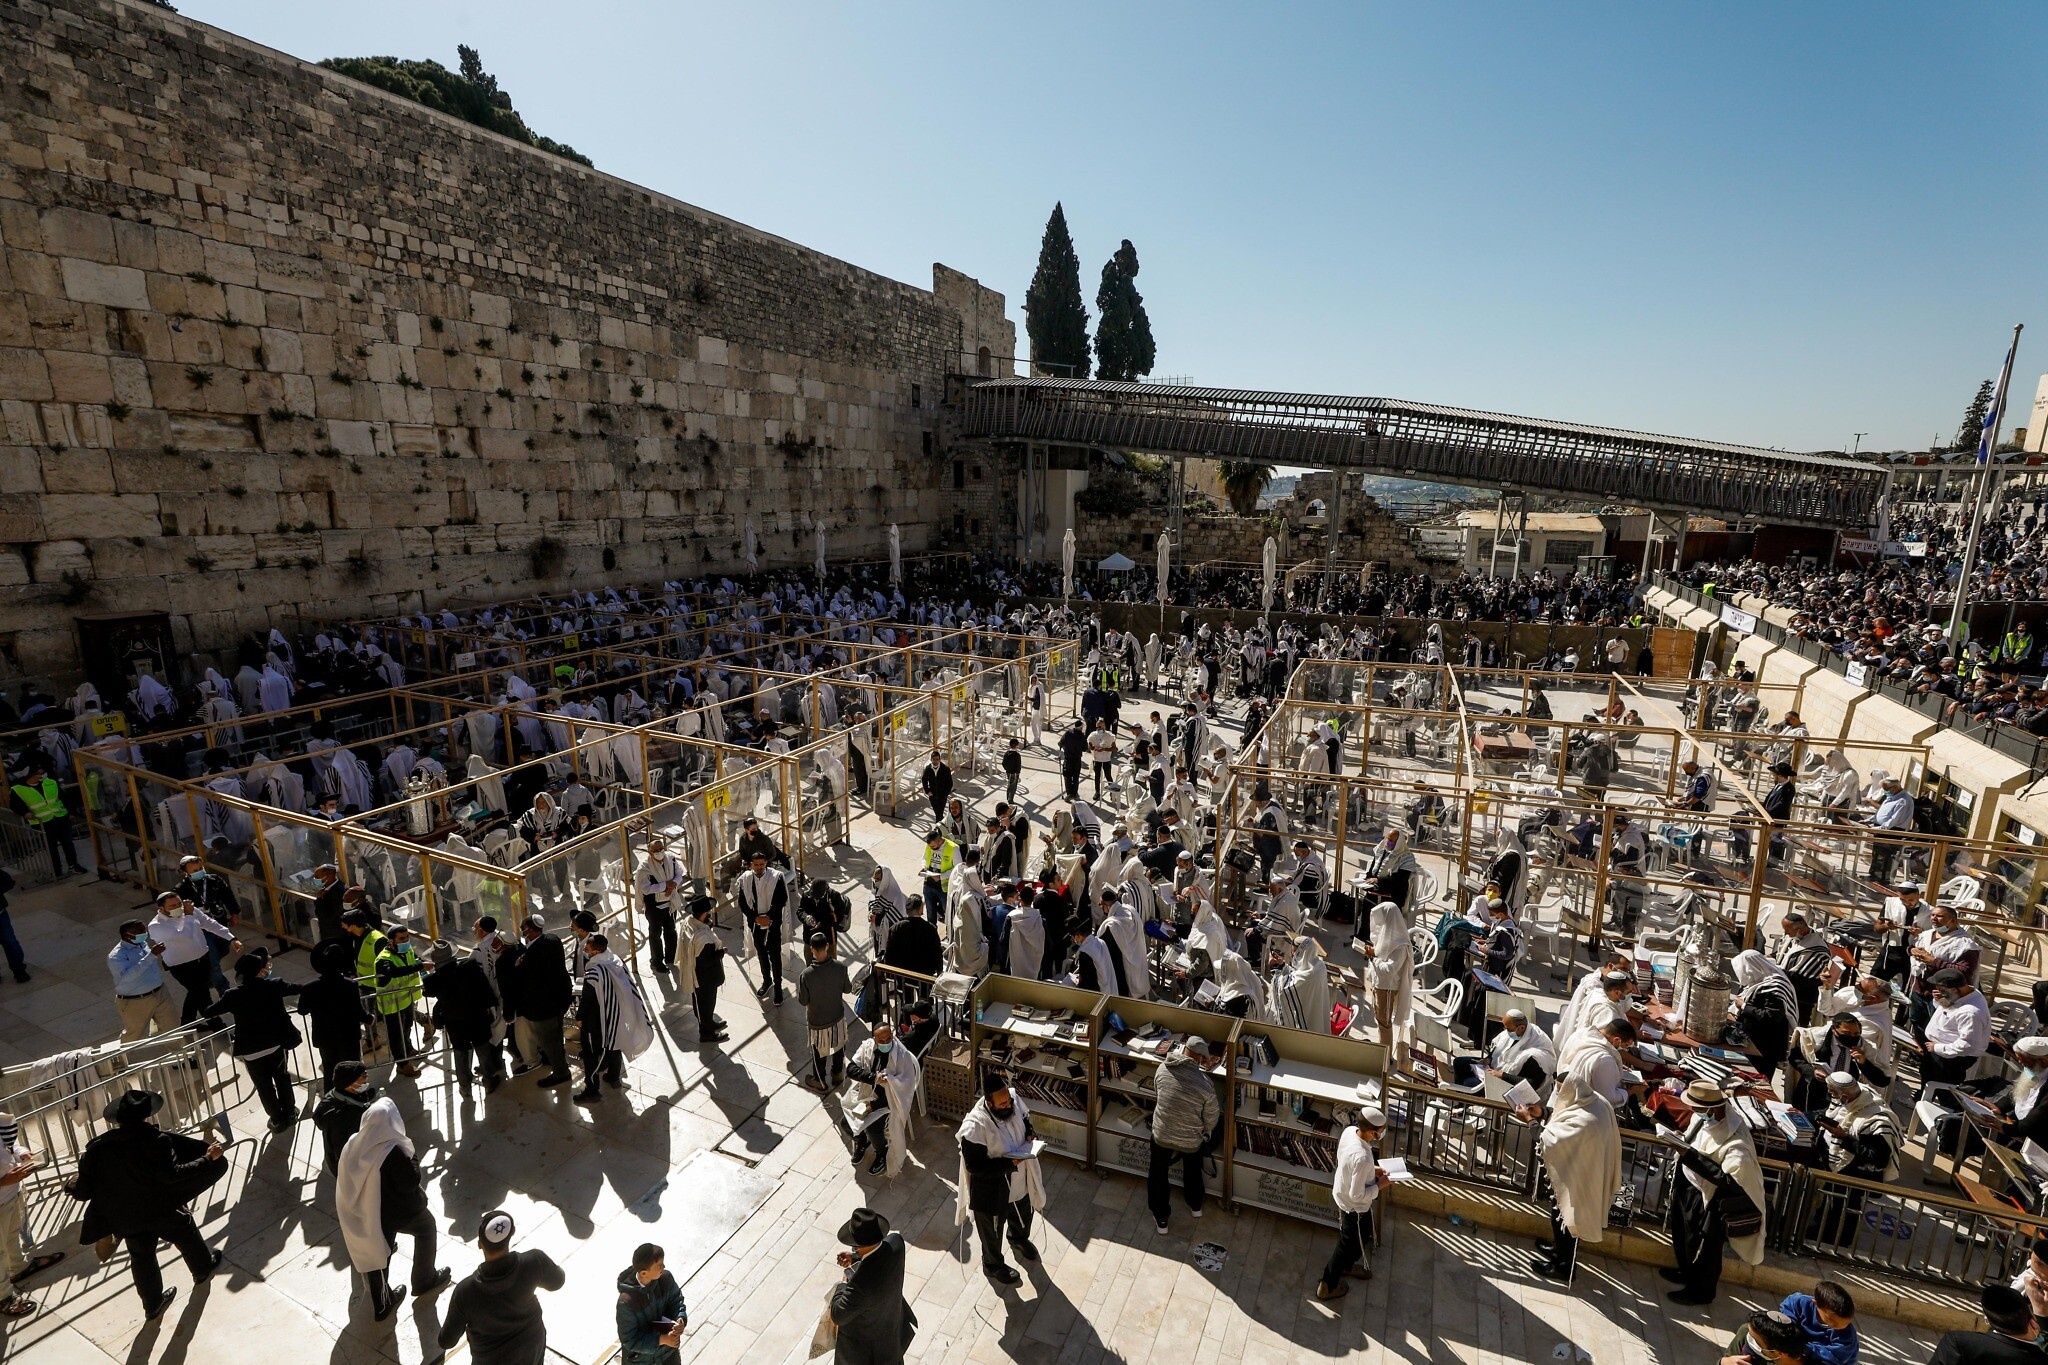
[1103,904,1149,1000]
[946,873,989,977]
[1353,894,1410,1004]
[335,1098,412,1273]
[132,672,176,719]
[1684,1110,1767,1264]
[1071,933,1120,994]
[382,745,419,794]
[1554,969,1612,1047]
[1491,1020,1556,1081]
[1186,901,1228,962]
[583,950,655,1058]
[846,1037,923,1177]
[954,1097,1047,1226]
[1215,950,1260,1005]
[1266,939,1330,1032]
[234,665,264,714]
[1005,904,1045,980]
[258,664,293,713]
[328,748,374,812]
[1538,1078,1622,1243]
[465,754,508,814]
[674,912,710,1004]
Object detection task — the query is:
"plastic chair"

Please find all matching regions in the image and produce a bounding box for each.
[389,885,428,925]
[1407,926,1440,969]
[1938,875,1983,908]
[1415,976,1464,1028]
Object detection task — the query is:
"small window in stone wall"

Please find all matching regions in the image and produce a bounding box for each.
[923,432,934,457]
[1544,538,1594,567]
[953,460,965,490]
[912,383,923,409]
[953,512,965,535]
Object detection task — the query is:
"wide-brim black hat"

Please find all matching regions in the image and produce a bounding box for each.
[104,1088,164,1123]
[837,1207,888,1246]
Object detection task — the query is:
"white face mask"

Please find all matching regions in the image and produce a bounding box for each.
[164,903,185,918]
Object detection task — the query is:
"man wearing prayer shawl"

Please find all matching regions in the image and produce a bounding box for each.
[955,1075,1045,1286]
[1661,1080,1766,1305]
[335,1097,449,1321]
[1525,1048,1622,1284]
[573,934,653,1103]
[845,1022,923,1178]
[1264,935,1330,1033]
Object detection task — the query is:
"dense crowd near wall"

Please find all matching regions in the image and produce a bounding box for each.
[0,0,1013,679]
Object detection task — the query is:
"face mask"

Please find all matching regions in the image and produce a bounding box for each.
[123,933,141,945]
[164,904,185,917]
[876,1042,893,1055]
[189,870,207,881]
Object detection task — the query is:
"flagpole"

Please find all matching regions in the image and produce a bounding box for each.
[1948,323,2024,645]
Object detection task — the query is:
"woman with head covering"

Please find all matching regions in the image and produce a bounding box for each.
[335,1098,449,1321]
[1731,949,1801,1076]
[1362,900,1413,1048]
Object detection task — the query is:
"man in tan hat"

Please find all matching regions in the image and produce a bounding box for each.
[1661,1081,1765,1305]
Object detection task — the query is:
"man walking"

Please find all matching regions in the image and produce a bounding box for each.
[1313,1106,1389,1301]
[201,949,305,1131]
[829,1207,917,1364]
[955,1076,1043,1286]
[148,891,240,1024]
[107,919,180,1041]
[737,851,788,1005]
[1058,720,1086,802]
[798,934,852,1092]
[438,1210,565,1365]
[422,940,505,1097]
[615,1243,685,1365]
[9,761,82,877]
[919,750,953,825]
[69,1089,225,1319]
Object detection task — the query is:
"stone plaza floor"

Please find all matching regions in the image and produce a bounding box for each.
[0,705,1952,1363]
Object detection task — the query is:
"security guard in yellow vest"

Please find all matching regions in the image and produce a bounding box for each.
[373,922,427,1077]
[9,767,83,875]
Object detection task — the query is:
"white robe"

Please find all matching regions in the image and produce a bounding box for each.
[1365,899,1414,1025]
[1538,1075,1622,1243]
[1686,1111,1768,1264]
[1005,904,1045,981]
[954,1097,1047,1226]
[335,1098,412,1274]
[583,950,655,1059]
[845,1037,923,1178]
[1103,904,1149,1001]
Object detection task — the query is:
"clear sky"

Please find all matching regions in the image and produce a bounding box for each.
[177,0,2045,455]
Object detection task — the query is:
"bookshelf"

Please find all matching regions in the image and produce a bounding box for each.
[970,975,1106,1163]
[1228,1021,1388,1228]
[1090,995,1237,1191]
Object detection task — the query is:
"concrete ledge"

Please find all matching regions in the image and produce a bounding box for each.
[1385,1175,1982,1333]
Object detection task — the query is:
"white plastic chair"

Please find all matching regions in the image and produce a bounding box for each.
[1415,977,1464,1028]
[1938,875,1982,908]
[389,885,427,925]
[1407,926,1440,969]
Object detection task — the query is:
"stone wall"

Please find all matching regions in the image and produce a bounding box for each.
[0,0,1014,679]
[1072,489,1421,572]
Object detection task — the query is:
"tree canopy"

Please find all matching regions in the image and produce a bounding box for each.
[1093,239,1156,383]
[1953,378,1994,453]
[1024,203,1090,379]
[1218,460,1277,516]
[320,46,593,167]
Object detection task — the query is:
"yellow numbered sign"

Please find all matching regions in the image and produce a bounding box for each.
[1049,650,1064,667]
[891,713,907,731]
[951,685,967,702]
[564,632,580,649]
[89,713,129,737]
[705,785,732,812]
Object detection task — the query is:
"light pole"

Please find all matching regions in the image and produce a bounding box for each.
[1851,433,1866,456]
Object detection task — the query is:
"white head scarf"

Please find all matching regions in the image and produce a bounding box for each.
[335,1098,412,1273]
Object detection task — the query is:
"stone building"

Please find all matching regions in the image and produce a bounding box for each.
[0,0,1013,684]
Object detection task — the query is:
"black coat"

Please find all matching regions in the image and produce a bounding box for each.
[960,1118,1034,1212]
[379,1146,429,1232]
[297,973,369,1052]
[311,1086,371,1173]
[423,957,499,1037]
[828,1231,917,1365]
[881,916,943,979]
[175,872,242,925]
[513,933,574,1020]
[72,1124,220,1239]
[312,879,348,941]
[1928,1331,2047,1365]
[202,976,305,1057]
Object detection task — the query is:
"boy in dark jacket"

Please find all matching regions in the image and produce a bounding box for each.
[201,949,304,1130]
[421,939,504,1096]
[297,939,369,1091]
[438,1210,566,1365]
[615,1242,685,1365]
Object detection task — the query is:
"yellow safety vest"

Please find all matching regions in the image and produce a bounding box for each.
[372,941,424,1016]
[11,778,65,825]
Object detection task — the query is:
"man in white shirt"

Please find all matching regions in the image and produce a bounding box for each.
[735,854,788,1005]
[147,890,241,1024]
[1086,721,1118,800]
[1864,775,1916,884]
[1487,1009,1556,1092]
[1919,968,1990,1097]
[1314,1105,1388,1301]
[634,837,686,974]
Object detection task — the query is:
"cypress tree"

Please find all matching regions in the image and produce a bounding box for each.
[1093,239,1156,383]
[1954,378,1995,452]
[1024,203,1090,379]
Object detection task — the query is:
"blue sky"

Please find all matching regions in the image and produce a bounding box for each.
[181,1,2044,454]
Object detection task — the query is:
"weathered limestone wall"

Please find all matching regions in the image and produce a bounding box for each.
[0,0,1013,679]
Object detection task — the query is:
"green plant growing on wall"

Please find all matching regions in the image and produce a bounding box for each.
[528,534,567,579]
[319,46,593,166]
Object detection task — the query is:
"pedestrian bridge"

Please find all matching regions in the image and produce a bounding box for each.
[956,377,1886,529]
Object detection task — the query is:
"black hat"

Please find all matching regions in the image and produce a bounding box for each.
[104,1089,164,1124]
[836,1207,889,1247]
[1770,761,1794,777]
[1929,967,1968,989]
[569,909,599,934]
[234,947,270,979]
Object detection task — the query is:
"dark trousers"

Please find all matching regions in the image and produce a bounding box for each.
[0,910,25,977]
[848,746,869,799]
[122,1213,212,1310]
[168,956,217,1024]
[365,1206,440,1314]
[39,814,82,874]
[448,1026,503,1090]
[694,982,721,1034]
[850,1101,890,1162]
[751,927,783,994]
[972,1197,1034,1271]
[317,1043,360,1092]
[578,1037,623,1092]
[1920,1048,1973,1098]
[1062,763,1080,801]
[1869,838,1903,885]
[642,901,677,970]
[245,1050,296,1123]
[1092,762,1112,797]
[1147,1140,1204,1221]
[1541,1201,1578,1275]
[383,1006,415,1064]
[812,1045,845,1089]
[1006,771,1021,805]
[1317,1207,1374,1288]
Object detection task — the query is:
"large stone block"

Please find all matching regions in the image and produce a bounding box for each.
[60,258,151,311]
[41,493,160,540]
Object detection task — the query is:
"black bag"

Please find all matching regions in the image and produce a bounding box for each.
[1225,847,1257,874]
[1323,890,1357,926]
[1719,1184,1764,1240]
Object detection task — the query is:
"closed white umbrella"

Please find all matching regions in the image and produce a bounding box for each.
[888,523,901,587]
[1156,531,1171,604]
[1062,527,1076,599]
[814,521,826,579]
[744,515,759,571]
[1261,535,1278,613]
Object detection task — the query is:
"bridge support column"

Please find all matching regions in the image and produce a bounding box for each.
[1511,497,1529,578]
[1325,470,1346,582]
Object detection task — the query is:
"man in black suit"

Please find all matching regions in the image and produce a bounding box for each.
[69,1089,226,1319]
[1928,1285,2043,1365]
[828,1207,916,1365]
[512,915,573,1086]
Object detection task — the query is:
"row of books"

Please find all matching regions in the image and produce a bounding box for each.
[981,1035,1088,1080]
[1009,1070,1088,1113]
[1234,1121,1339,1173]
